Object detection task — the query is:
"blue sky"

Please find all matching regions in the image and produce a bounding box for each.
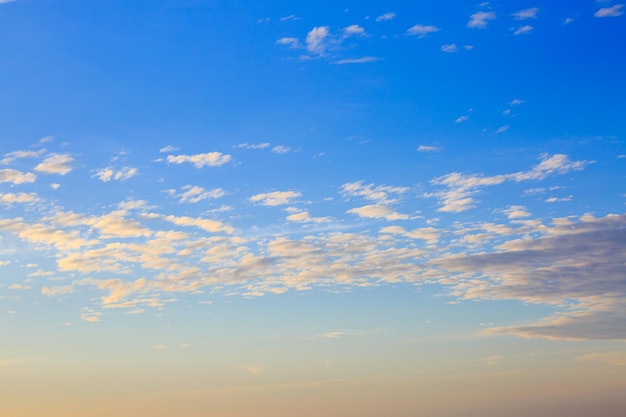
[1,1,626,416]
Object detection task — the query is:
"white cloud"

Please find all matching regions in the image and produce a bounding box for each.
[441,44,458,53]
[0,169,36,185]
[512,7,539,20]
[495,125,509,134]
[343,24,365,37]
[276,37,300,48]
[376,12,396,22]
[286,210,331,223]
[159,145,180,153]
[0,192,40,205]
[334,56,381,64]
[0,149,46,165]
[418,145,440,152]
[514,25,534,35]
[306,26,330,55]
[34,154,74,175]
[250,191,301,206]
[430,154,588,212]
[173,185,225,203]
[93,167,138,182]
[595,4,624,17]
[272,145,292,154]
[166,152,231,168]
[237,142,271,149]
[468,11,496,28]
[348,205,409,221]
[341,181,409,204]
[406,24,440,38]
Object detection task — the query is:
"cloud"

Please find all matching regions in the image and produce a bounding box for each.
[348,205,409,221]
[276,37,300,48]
[237,142,270,149]
[159,145,180,153]
[272,145,292,154]
[306,26,330,55]
[468,11,496,28]
[376,12,396,22]
[166,152,231,168]
[343,24,366,37]
[341,181,409,204]
[430,154,588,212]
[171,185,225,203]
[512,7,539,20]
[514,25,534,35]
[418,145,440,152]
[34,154,74,175]
[93,167,138,182]
[286,210,331,223]
[0,192,40,205]
[334,56,381,64]
[0,169,36,184]
[250,191,301,206]
[436,213,626,340]
[441,44,458,53]
[0,149,46,165]
[406,24,440,38]
[595,4,624,17]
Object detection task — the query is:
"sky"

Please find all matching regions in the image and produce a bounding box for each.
[1,0,626,416]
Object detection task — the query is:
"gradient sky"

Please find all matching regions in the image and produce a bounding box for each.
[1,1,626,416]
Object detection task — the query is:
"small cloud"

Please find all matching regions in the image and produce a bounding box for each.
[376,12,396,22]
[167,152,231,168]
[159,145,180,153]
[455,115,469,123]
[545,195,573,203]
[334,56,381,64]
[237,142,271,150]
[495,125,510,134]
[514,25,534,35]
[276,37,300,48]
[595,4,624,17]
[34,154,74,175]
[250,190,301,206]
[93,167,138,182]
[236,364,263,375]
[406,24,440,38]
[272,145,292,154]
[306,26,330,55]
[348,204,409,221]
[468,11,496,28]
[343,24,366,37]
[441,44,458,53]
[512,7,539,20]
[418,145,440,152]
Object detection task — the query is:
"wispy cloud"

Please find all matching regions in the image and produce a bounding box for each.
[166,152,231,168]
[595,4,624,17]
[406,24,440,38]
[512,7,539,20]
[376,12,396,22]
[250,191,301,206]
[468,11,496,28]
[34,154,74,175]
